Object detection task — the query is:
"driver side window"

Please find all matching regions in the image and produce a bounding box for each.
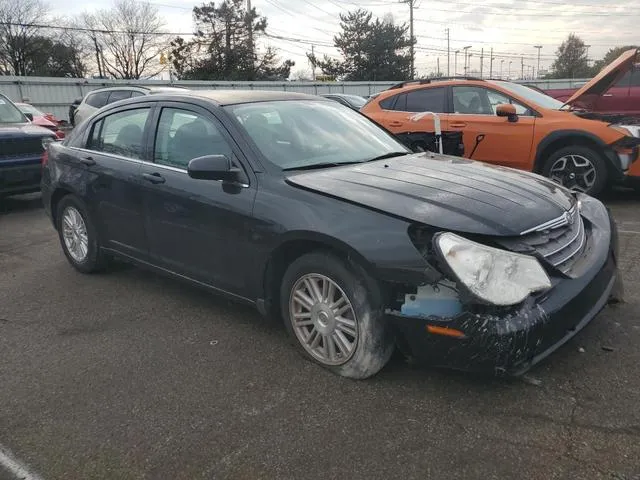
[154,108,233,169]
[486,90,530,115]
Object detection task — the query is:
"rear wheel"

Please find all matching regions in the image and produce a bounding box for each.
[542,145,608,196]
[56,195,106,273]
[280,252,394,379]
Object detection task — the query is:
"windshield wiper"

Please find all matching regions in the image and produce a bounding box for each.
[367,151,410,162]
[283,161,362,171]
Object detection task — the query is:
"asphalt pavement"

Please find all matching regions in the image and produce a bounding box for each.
[1,192,639,480]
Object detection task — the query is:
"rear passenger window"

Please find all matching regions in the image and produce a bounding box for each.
[379,95,398,109]
[404,88,445,112]
[87,108,150,159]
[154,108,233,169]
[107,90,132,104]
[85,91,110,108]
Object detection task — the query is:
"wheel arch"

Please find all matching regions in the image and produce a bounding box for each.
[50,187,75,227]
[533,130,615,175]
[258,231,376,319]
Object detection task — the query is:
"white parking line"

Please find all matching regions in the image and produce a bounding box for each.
[0,444,45,480]
[619,230,640,235]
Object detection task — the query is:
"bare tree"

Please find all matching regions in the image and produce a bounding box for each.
[0,0,49,75]
[83,0,167,79]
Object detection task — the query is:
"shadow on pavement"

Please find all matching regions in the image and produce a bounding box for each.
[0,193,43,215]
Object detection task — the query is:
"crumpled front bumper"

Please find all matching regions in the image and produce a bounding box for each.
[388,197,621,376]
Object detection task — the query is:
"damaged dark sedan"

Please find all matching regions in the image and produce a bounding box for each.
[41,90,622,379]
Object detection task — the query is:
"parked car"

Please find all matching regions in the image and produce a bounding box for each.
[320,93,367,110]
[15,102,65,139]
[69,97,82,126]
[0,93,56,197]
[42,90,621,379]
[544,49,640,119]
[361,67,640,196]
[72,85,188,126]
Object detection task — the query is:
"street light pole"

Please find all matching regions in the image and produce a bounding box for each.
[500,59,504,79]
[454,50,459,75]
[534,45,542,78]
[508,61,512,79]
[463,45,471,75]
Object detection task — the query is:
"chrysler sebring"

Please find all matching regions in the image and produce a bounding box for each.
[41,90,622,379]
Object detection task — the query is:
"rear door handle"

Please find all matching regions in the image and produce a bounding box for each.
[142,172,166,184]
[450,122,467,128]
[389,121,404,127]
[80,156,95,166]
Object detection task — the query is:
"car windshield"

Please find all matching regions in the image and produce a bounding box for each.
[0,95,28,124]
[17,103,42,116]
[487,80,564,110]
[342,95,367,108]
[227,100,409,170]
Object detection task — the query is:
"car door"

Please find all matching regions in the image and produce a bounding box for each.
[140,102,257,295]
[449,85,536,170]
[375,87,449,135]
[72,104,153,259]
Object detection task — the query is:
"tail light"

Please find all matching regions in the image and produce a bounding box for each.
[41,137,54,168]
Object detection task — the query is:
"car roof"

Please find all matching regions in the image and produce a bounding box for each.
[146,89,327,106]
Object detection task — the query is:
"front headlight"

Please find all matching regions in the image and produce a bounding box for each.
[435,232,552,306]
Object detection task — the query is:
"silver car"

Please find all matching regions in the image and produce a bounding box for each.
[72,86,188,126]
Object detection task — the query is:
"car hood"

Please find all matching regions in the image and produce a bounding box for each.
[0,123,55,139]
[286,153,575,237]
[564,48,639,109]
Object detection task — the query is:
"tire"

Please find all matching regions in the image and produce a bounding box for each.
[56,194,106,273]
[280,252,394,379]
[541,145,608,196]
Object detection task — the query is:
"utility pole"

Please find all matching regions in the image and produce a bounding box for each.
[402,0,415,79]
[454,50,459,75]
[534,45,542,78]
[489,47,494,78]
[437,57,440,75]
[446,28,450,76]
[508,61,512,79]
[92,34,102,78]
[310,44,316,81]
[480,47,484,78]
[500,59,504,78]
[521,55,524,79]
[247,0,253,64]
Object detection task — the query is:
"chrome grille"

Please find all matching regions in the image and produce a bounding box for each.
[500,205,586,274]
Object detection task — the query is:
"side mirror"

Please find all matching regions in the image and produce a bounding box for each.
[24,112,33,121]
[496,103,518,122]
[187,154,242,183]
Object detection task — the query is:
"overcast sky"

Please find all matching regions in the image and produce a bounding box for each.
[50,0,639,78]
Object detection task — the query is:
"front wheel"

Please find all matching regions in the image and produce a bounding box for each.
[542,146,608,196]
[280,252,394,379]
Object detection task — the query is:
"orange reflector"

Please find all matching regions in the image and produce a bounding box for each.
[426,325,465,338]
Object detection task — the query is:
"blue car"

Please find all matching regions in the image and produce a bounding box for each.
[0,93,56,197]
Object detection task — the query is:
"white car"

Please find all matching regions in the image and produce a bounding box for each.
[72,86,188,126]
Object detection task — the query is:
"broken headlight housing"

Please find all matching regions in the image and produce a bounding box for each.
[434,232,552,306]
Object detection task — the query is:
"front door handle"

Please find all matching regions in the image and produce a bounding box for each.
[389,121,404,127]
[80,156,95,166]
[450,122,467,128]
[142,172,166,184]
[603,94,614,97]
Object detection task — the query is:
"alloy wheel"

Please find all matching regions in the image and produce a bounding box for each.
[549,154,596,193]
[62,206,89,263]
[289,274,358,366]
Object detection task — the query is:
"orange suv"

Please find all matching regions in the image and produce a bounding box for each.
[361,50,640,196]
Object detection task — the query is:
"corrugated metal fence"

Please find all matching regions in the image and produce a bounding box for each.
[0,76,590,123]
